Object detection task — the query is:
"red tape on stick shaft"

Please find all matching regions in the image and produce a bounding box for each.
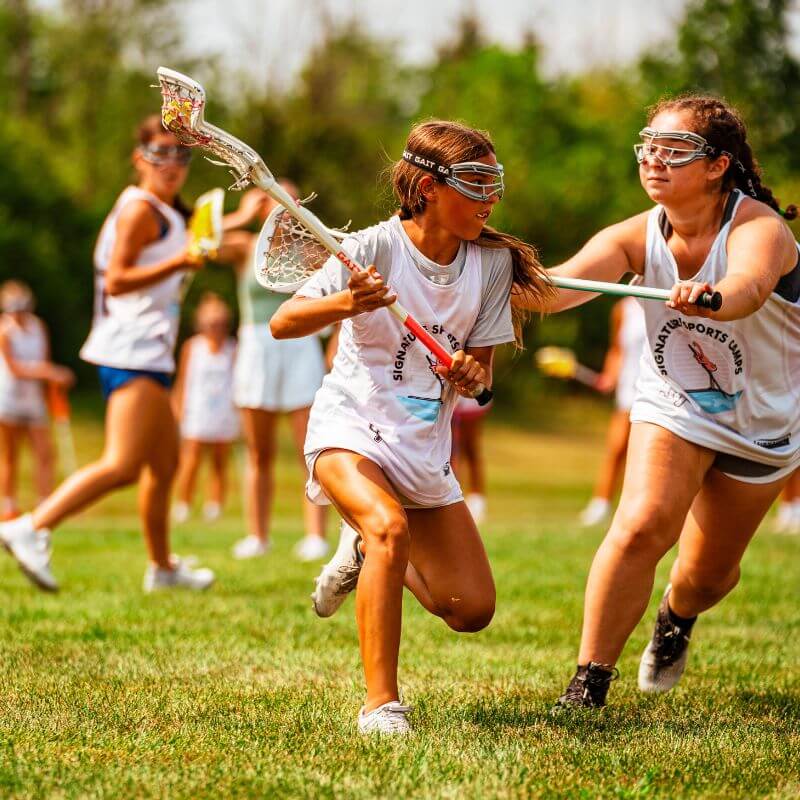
[402,316,453,366]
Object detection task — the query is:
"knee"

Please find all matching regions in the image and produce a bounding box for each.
[103,461,141,487]
[248,446,274,471]
[608,502,676,560]
[444,597,495,633]
[361,510,410,568]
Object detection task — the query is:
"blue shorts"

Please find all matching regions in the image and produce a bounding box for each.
[97,366,172,400]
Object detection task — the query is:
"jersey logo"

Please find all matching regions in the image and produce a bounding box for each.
[685,341,742,414]
[368,423,383,443]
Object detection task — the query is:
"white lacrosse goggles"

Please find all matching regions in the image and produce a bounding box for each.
[402,150,504,201]
[634,128,716,167]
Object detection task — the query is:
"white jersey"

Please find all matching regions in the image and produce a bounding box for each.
[300,216,513,507]
[180,336,239,442]
[630,189,800,474]
[0,314,48,424]
[80,186,187,372]
[615,297,647,412]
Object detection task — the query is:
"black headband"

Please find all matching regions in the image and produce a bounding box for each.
[402,150,451,179]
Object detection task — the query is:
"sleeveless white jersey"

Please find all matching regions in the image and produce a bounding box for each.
[180,336,239,442]
[303,216,486,507]
[80,186,187,372]
[615,297,647,412]
[0,314,48,423]
[630,189,800,471]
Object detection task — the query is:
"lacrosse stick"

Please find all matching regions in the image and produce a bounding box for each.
[535,347,603,390]
[252,202,723,310]
[188,187,224,258]
[547,275,722,310]
[156,66,492,405]
[47,384,77,475]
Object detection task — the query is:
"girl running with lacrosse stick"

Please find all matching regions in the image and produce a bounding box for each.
[0,281,75,519]
[516,95,800,708]
[270,120,553,735]
[577,297,647,527]
[172,293,239,524]
[215,182,330,562]
[0,116,215,593]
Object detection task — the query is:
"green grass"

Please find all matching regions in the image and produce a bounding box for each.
[1,399,798,799]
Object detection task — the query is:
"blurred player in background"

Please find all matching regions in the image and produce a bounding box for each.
[451,395,490,523]
[218,185,329,561]
[0,280,74,519]
[0,117,214,592]
[172,293,239,524]
[579,297,647,526]
[773,467,800,534]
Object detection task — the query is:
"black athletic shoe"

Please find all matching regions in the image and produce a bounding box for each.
[554,661,619,710]
[638,587,695,693]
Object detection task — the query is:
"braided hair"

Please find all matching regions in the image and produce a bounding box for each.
[648,95,797,220]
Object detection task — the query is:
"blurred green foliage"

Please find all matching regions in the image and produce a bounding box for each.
[2,0,798,410]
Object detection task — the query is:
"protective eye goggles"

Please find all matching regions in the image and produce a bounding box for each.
[138,144,193,166]
[402,150,504,202]
[633,128,717,167]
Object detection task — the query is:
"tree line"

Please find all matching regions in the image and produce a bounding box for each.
[2,0,798,412]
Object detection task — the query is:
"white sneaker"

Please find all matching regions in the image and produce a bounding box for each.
[202,501,221,522]
[0,513,58,592]
[358,700,412,735]
[172,501,190,524]
[311,522,363,618]
[294,534,329,562]
[231,535,270,560]
[774,502,794,533]
[579,497,611,527]
[143,555,215,592]
[465,493,487,524]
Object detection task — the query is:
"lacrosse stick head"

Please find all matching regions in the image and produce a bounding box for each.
[253,204,347,293]
[188,187,225,258]
[534,346,578,379]
[156,67,272,189]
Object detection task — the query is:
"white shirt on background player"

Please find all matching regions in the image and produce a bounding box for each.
[80,186,186,373]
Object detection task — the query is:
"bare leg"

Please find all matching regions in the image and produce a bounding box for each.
[458,416,486,496]
[288,407,325,539]
[668,469,789,618]
[174,439,202,506]
[32,379,170,532]
[577,423,715,665]
[27,426,56,501]
[592,410,632,501]
[240,408,278,542]
[137,389,179,569]
[208,442,230,507]
[0,422,22,514]
[404,502,495,631]
[314,450,408,712]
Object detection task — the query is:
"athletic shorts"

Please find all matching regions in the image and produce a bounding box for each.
[234,324,325,412]
[712,452,797,485]
[97,365,172,400]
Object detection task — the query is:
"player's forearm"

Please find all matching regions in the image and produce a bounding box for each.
[105,258,184,295]
[270,293,356,339]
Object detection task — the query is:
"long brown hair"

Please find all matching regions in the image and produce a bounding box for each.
[391,120,554,342]
[648,95,797,220]
[134,115,192,220]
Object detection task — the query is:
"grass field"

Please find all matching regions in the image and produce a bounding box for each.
[1,398,798,799]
